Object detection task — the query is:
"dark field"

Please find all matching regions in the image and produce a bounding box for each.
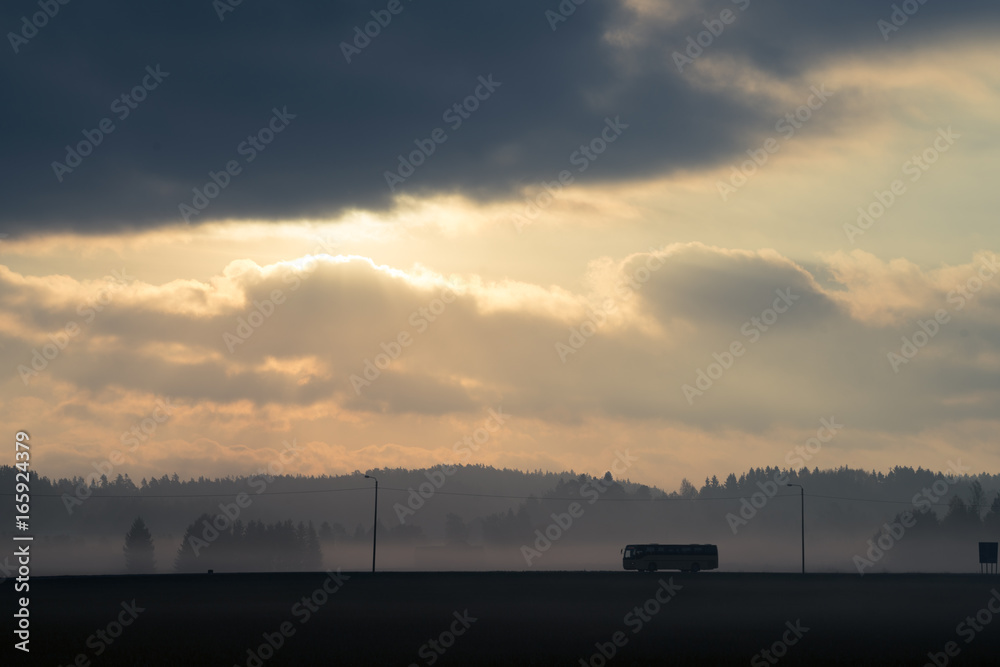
[7,572,1000,666]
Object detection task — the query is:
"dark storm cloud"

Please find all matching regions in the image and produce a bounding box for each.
[1,0,996,233]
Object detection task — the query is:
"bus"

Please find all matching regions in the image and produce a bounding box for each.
[622,544,718,572]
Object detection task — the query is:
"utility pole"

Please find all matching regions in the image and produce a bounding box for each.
[364,474,379,572]
[787,483,805,574]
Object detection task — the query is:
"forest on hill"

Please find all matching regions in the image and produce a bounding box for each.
[2,463,998,574]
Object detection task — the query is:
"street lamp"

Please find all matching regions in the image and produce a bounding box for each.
[786,483,804,574]
[364,474,378,573]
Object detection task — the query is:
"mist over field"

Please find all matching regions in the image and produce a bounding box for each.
[5,463,998,577]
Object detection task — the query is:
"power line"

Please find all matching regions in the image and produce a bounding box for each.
[2,486,374,499]
[384,488,954,508]
[2,485,956,507]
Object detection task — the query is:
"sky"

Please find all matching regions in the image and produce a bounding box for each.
[2,0,1000,491]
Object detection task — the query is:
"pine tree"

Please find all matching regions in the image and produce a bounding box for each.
[175,513,214,572]
[305,521,323,570]
[942,496,979,535]
[983,493,1000,534]
[969,481,985,519]
[123,516,155,574]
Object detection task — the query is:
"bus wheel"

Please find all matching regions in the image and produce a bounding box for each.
[647,563,658,572]
[690,563,701,573]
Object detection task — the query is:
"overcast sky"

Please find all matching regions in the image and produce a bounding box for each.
[2,0,1000,489]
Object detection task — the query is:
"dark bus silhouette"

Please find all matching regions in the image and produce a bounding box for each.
[622,544,718,572]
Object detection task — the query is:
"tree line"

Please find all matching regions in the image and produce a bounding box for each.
[122,515,323,573]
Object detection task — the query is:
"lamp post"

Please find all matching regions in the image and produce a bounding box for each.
[787,483,804,574]
[364,474,378,573]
